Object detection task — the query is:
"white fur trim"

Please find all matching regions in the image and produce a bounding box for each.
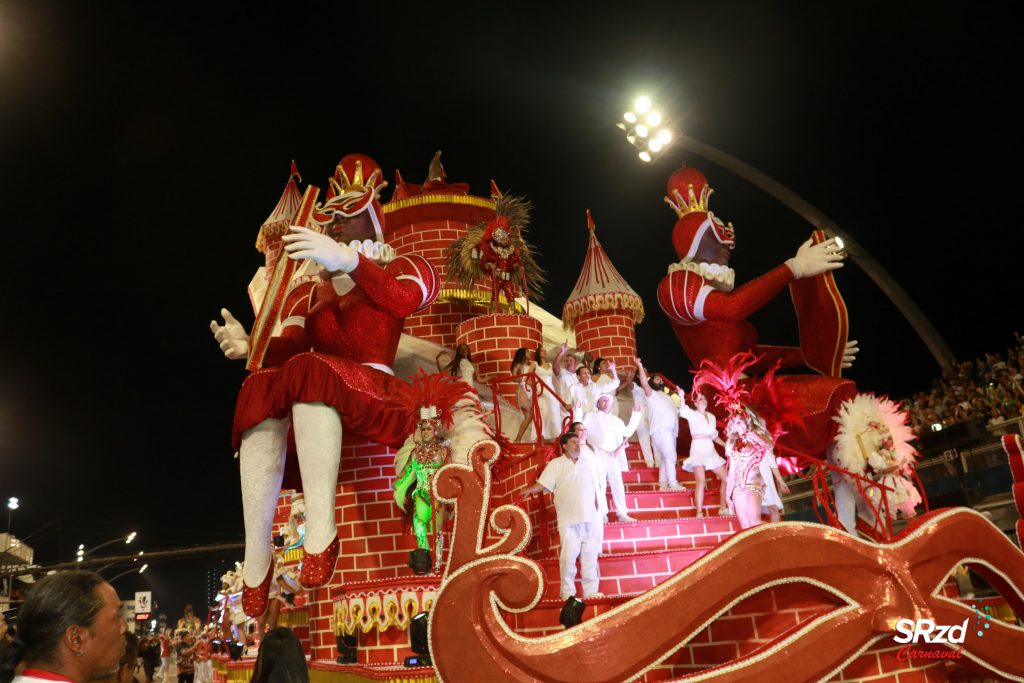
[666,259,736,292]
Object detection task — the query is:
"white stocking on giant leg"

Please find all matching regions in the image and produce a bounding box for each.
[239,417,290,587]
[292,401,343,554]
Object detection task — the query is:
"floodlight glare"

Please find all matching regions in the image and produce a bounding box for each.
[638,151,652,162]
[646,111,662,126]
[635,96,651,113]
[649,139,663,152]
[139,564,148,574]
[623,112,638,123]
[635,125,649,138]
[657,129,672,144]
[126,532,137,544]
[7,498,18,511]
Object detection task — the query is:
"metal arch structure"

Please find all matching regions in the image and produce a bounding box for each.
[677,134,956,372]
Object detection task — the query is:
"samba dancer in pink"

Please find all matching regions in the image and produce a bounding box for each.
[722,413,773,529]
[693,352,801,530]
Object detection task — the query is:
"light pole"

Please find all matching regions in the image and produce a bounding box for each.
[77,532,138,562]
[616,97,955,371]
[5,498,18,553]
[5,498,17,537]
[108,564,147,583]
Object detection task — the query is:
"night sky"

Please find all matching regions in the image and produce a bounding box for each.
[1,3,1020,620]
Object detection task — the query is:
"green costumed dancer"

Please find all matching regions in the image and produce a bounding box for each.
[394,405,450,551]
[392,370,505,574]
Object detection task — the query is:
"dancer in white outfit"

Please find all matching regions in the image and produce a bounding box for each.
[520,432,605,600]
[629,378,655,467]
[571,364,620,418]
[436,343,483,386]
[584,394,643,522]
[758,448,790,521]
[552,342,580,408]
[591,358,621,414]
[533,345,564,441]
[679,394,729,517]
[511,347,537,442]
[635,359,684,490]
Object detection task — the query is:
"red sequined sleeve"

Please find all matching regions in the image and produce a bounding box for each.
[702,264,795,323]
[349,254,440,318]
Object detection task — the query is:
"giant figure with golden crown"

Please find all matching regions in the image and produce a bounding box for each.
[210,154,439,617]
[656,165,860,456]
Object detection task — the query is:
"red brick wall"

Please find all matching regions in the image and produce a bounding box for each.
[456,314,542,403]
[403,301,489,350]
[389,219,484,347]
[573,310,638,375]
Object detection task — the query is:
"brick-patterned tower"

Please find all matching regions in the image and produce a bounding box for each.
[562,211,645,374]
[456,313,542,404]
[383,153,497,348]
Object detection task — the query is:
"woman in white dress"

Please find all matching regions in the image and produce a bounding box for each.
[436,343,483,386]
[532,345,563,441]
[758,448,791,521]
[511,347,537,442]
[679,394,729,517]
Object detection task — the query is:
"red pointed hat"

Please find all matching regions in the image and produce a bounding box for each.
[664,165,735,260]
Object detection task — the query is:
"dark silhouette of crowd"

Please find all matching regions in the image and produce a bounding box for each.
[906,333,1024,435]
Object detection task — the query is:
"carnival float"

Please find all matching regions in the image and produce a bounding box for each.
[206,153,1024,683]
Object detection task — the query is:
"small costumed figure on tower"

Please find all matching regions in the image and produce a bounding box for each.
[447,191,546,313]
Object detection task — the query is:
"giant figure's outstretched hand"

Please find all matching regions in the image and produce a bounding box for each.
[282,225,359,273]
[842,339,860,369]
[785,237,846,279]
[210,308,250,360]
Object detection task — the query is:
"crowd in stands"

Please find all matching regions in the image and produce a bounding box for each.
[906,333,1024,435]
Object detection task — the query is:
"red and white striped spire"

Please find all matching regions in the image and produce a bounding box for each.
[561,210,645,330]
[255,160,303,253]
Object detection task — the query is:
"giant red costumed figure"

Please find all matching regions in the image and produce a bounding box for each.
[656,166,859,458]
[210,154,439,617]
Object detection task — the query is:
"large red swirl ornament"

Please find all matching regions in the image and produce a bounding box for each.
[429,441,1024,682]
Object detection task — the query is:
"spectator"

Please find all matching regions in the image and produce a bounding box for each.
[175,633,196,683]
[97,633,139,683]
[138,636,160,683]
[0,571,126,683]
[249,628,308,683]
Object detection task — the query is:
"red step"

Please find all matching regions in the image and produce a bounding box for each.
[537,547,717,599]
[600,516,740,554]
[619,489,724,518]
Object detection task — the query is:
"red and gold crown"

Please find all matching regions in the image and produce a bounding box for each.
[329,154,386,201]
[664,165,713,218]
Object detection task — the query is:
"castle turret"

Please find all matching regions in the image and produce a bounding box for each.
[383,152,496,347]
[254,161,304,277]
[562,211,645,373]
